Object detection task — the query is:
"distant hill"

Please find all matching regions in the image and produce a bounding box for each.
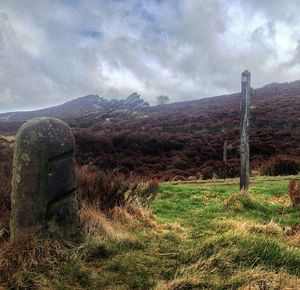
[0,93,149,123]
[0,81,299,179]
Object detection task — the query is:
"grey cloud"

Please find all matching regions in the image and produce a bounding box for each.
[0,0,300,111]
[241,0,299,23]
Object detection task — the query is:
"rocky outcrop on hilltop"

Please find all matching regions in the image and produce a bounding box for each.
[0,93,149,133]
[70,93,149,127]
[73,92,149,112]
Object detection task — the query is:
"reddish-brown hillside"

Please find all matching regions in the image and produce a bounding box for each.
[0,81,299,179]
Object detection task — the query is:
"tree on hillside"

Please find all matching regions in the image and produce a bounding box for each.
[156,95,170,105]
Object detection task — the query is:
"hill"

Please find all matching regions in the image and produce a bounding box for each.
[0,81,300,179]
[0,92,149,127]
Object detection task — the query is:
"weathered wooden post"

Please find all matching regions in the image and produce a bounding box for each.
[240,70,251,191]
[223,140,228,162]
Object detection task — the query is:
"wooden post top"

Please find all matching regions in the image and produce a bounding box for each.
[242,70,251,76]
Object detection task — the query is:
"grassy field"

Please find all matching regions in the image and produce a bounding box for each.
[153,176,300,289]
[2,175,300,289]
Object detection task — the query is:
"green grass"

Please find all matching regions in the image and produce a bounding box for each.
[2,175,300,289]
[90,175,300,289]
[150,176,300,289]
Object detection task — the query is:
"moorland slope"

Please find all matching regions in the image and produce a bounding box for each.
[0,81,299,179]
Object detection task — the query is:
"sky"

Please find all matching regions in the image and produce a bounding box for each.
[0,0,300,111]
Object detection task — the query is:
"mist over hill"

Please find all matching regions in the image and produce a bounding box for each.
[0,80,300,179]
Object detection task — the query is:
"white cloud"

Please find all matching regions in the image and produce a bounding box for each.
[0,0,300,111]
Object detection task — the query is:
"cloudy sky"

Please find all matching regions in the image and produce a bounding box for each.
[0,0,300,111]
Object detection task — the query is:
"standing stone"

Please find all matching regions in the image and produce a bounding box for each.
[240,70,251,191]
[10,117,79,240]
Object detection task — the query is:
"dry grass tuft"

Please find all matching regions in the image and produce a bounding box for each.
[219,219,284,237]
[219,219,249,234]
[223,191,245,208]
[231,268,300,289]
[287,231,300,246]
[250,220,283,236]
[81,202,164,246]
[0,235,69,288]
[164,222,190,240]
[79,202,146,250]
[284,223,300,245]
[154,277,203,290]
[80,203,116,239]
[111,203,162,233]
[126,203,156,226]
[79,203,131,242]
[268,195,291,207]
[154,262,300,290]
[110,206,135,225]
[76,164,161,240]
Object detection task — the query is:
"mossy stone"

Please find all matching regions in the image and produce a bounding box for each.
[10,117,79,240]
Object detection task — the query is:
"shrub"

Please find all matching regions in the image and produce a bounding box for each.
[171,175,187,182]
[201,165,214,180]
[76,166,129,211]
[201,160,240,180]
[126,180,159,208]
[173,160,189,170]
[0,163,12,239]
[76,166,159,212]
[260,158,299,176]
